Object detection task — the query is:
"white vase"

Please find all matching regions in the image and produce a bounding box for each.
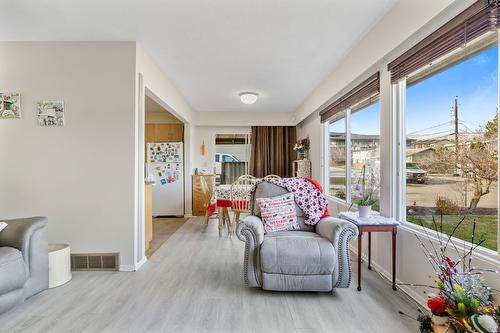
[358,205,372,218]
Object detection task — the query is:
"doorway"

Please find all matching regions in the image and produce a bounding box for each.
[144,93,187,257]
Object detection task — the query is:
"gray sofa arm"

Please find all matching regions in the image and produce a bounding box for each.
[236,215,264,287]
[0,216,49,298]
[316,216,358,288]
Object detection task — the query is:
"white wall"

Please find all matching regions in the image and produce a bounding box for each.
[0,42,137,267]
[194,111,296,126]
[193,126,251,174]
[136,44,195,220]
[297,111,322,181]
[297,0,500,305]
[136,44,193,125]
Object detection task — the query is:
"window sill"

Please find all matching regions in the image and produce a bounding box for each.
[326,195,352,208]
[398,221,500,266]
[326,195,381,212]
[325,195,499,265]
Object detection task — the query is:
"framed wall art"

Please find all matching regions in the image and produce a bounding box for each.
[37,100,64,126]
[0,93,21,119]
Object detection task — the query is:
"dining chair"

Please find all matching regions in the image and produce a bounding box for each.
[230,175,257,234]
[199,176,216,225]
[237,174,257,180]
[263,174,281,179]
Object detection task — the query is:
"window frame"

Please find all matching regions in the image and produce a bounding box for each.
[324,100,380,205]
[214,131,251,176]
[392,38,500,259]
[324,110,347,202]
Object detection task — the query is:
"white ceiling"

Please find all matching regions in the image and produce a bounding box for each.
[0,0,397,113]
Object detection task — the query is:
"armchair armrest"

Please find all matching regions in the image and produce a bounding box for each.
[0,216,49,298]
[0,217,47,259]
[236,215,264,287]
[236,215,264,245]
[316,216,358,288]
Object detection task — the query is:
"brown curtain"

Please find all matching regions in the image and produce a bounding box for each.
[250,126,297,178]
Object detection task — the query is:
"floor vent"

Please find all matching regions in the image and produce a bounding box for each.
[70,253,119,271]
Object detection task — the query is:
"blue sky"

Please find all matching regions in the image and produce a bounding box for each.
[329,44,498,136]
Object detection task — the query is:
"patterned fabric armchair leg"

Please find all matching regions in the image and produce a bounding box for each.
[236,181,358,292]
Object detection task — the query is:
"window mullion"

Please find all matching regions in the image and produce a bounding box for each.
[345,109,352,204]
[322,121,329,191]
[245,133,250,175]
[497,30,500,257]
[396,79,407,222]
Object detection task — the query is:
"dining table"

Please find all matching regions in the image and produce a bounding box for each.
[208,184,254,236]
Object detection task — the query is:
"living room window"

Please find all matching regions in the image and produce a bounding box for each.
[326,98,380,205]
[328,112,347,199]
[321,73,380,203]
[394,36,499,252]
[350,101,380,210]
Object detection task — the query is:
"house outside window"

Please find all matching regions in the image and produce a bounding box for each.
[327,100,380,209]
[328,113,347,199]
[350,102,380,210]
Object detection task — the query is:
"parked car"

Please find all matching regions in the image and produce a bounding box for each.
[406,162,427,183]
[215,153,239,174]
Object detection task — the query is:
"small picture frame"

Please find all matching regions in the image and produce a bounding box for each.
[0,93,21,119]
[37,100,64,126]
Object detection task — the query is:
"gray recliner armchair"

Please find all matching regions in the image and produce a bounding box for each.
[0,217,49,314]
[236,182,358,292]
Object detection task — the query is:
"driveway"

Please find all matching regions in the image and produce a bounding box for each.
[407,175,498,209]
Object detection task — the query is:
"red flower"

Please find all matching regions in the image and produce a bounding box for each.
[444,256,455,266]
[427,297,447,314]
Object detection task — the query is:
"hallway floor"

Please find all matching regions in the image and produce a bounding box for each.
[146,217,189,258]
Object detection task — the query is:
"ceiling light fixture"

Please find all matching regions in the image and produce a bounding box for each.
[239,92,259,105]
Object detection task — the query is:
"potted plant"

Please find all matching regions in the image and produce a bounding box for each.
[353,164,379,218]
[293,137,310,160]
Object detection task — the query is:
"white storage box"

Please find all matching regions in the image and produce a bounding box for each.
[48,244,72,288]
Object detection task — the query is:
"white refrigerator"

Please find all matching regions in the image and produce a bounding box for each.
[147,142,184,216]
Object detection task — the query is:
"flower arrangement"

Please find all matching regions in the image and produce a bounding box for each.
[352,164,379,207]
[399,216,500,333]
[293,137,310,159]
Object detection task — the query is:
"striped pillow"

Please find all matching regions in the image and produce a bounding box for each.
[256,193,298,234]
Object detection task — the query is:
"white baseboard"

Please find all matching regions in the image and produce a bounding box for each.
[134,256,148,271]
[184,213,193,218]
[119,264,135,272]
[119,256,148,272]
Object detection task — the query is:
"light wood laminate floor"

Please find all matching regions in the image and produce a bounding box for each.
[146,217,189,258]
[0,217,419,333]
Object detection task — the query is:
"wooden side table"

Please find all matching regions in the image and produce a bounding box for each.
[339,212,400,292]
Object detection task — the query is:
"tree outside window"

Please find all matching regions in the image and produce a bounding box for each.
[405,44,498,251]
